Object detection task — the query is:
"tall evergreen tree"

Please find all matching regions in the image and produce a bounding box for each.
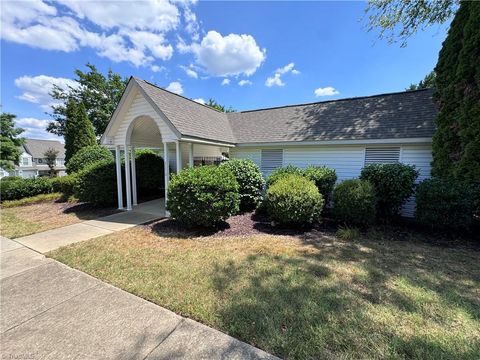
[0,113,25,171]
[432,1,480,183]
[64,99,96,163]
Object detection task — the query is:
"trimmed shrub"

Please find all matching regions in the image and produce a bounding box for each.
[415,178,474,231]
[167,165,240,228]
[302,166,337,203]
[333,179,377,227]
[360,163,418,218]
[220,159,265,211]
[2,176,22,182]
[266,165,302,187]
[66,145,114,174]
[51,174,78,197]
[135,151,164,197]
[74,160,117,205]
[0,177,54,202]
[266,174,324,226]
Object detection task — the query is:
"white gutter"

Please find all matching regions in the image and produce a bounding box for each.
[235,137,432,147]
[179,137,236,148]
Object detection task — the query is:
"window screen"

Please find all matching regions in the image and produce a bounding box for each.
[261,149,283,174]
[365,147,400,165]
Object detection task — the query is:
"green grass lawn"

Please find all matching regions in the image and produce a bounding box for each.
[49,224,480,359]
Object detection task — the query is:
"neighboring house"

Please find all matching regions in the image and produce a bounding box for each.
[102,77,436,217]
[6,139,66,178]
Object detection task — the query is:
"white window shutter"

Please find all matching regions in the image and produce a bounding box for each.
[261,149,283,175]
[365,147,400,165]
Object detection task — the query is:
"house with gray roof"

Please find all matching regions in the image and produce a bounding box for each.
[102,77,437,217]
[6,139,66,179]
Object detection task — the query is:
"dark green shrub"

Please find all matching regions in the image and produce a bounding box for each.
[302,166,337,203]
[167,165,240,227]
[360,163,418,218]
[333,179,377,227]
[266,165,302,187]
[51,174,78,197]
[2,176,22,182]
[135,151,164,197]
[0,177,54,202]
[66,145,113,174]
[266,174,324,226]
[415,178,474,231]
[220,159,265,211]
[74,160,117,205]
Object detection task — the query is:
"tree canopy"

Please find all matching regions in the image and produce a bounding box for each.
[0,113,25,171]
[47,63,127,138]
[366,0,458,46]
[406,71,436,90]
[64,99,97,163]
[205,98,236,113]
[44,147,59,177]
[432,1,480,184]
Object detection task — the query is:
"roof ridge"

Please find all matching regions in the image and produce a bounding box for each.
[234,88,434,114]
[25,138,62,142]
[134,77,227,114]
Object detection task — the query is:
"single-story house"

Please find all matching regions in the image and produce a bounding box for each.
[2,139,66,179]
[101,77,436,217]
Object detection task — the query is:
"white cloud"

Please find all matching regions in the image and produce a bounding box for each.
[151,65,165,73]
[314,87,340,97]
[221,79,230,86]
[14,75,78,110]
[16,117,60,141]
[265,62,299,87]
[166,81,183,95]
[265,73,285,87]
[193,98,205,104]
[238,80,252,86]
[180,65,198,78]
[187,31,266,77]
[0,0,200,69]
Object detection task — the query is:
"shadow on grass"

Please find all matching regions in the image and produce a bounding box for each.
[209,234,480,359]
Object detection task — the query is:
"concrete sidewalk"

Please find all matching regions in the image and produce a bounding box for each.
[0,236,278,359]
[14,198,166,253]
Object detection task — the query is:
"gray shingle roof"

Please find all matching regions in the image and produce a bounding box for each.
[23,139,65,158]
[227,89,437,143]
[135,78,236,143]
[133,77,436,144]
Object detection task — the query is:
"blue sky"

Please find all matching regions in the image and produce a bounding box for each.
[1,1,450,141]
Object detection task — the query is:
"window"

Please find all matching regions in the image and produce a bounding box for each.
[261,149,283,174]
[365,147,400,165]
[37,158,43,164]
[22,157,29,166]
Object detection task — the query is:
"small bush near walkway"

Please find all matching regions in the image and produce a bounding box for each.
[51,174,78,197]
[416,178,474,231]
[360,163,418,218]
[333,179,377,227]
[0,177,54,202]
[302,165,337,204]
[74,160,117,205]
[167,165,240,228]
[266,165,303,187]
[135,151,165,197]
[266,174,324,226]
[66,145,114,174]
[220,159,265,211]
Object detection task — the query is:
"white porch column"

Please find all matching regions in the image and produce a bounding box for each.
[124,144,132,211]
[176,141,181,174]
[131,146,137,206]
[163,142,170,214]
[188,142,194,168]
[115,145,124,209]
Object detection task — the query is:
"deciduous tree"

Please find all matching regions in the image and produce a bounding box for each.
[0,113,25,171]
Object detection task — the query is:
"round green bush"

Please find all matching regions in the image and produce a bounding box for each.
[135,151,164,197]
[167,165,240,228]
[360,163,418,218]
[66,145,114,174]
[266,174,324,226]
[220,159,265,211]
[266,165,302,187]
[74,160,117,205]
[415,178,474,231]
[0,177,54,202]
[51,174,78,197]
[302,166,337,203]
[333,179,377,227]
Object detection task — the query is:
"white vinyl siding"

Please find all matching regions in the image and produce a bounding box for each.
[260,149,283,175]
[364,147,400,165]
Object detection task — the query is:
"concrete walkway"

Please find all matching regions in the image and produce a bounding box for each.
[0,236,277,359]
[14,198,166,253]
